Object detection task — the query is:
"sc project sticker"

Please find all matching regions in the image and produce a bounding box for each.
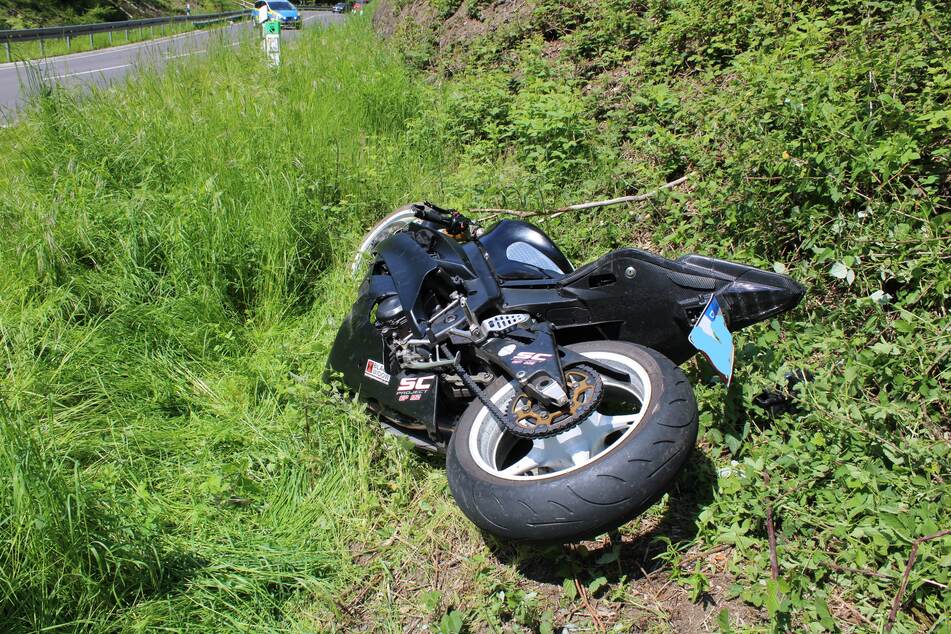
[397,375,434,402]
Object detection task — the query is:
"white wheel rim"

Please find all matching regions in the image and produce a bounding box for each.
[350,209,418,273]
[467,350,653,481]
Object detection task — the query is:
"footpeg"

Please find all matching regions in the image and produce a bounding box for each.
[481,313,530,335]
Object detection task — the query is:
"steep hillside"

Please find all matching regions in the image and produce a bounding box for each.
[366,0,951,629]
[0,4,947,632]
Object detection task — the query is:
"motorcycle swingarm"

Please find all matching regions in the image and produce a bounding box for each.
[474,326,629,406]
[476,326,566,407]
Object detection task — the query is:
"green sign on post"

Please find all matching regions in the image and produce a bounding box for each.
[262,19,281,67]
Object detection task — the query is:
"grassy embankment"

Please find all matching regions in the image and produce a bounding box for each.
[1,2,949,632]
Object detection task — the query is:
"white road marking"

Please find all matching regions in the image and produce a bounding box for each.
[54,63,133,78]
[51,37,242,76]
[2,14,323,73]
[0,26,219,71]
[1,12,332,113]
[163,41,238,59]
[165,48,207,59]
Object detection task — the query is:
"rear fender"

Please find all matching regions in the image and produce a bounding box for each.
[677,255,805,331]
[552,249,803,363]
[556,249,716,363]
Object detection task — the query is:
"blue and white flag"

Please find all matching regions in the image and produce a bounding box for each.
[688,296,734,386]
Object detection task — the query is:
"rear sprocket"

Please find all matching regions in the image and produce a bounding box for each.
[503,365,603,439]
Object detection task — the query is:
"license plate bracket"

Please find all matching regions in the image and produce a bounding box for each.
[688,296,735,386]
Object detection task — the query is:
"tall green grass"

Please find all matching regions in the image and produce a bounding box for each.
[0,16,445,630]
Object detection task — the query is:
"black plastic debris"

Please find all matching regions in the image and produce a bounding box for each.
[753,369,813,416]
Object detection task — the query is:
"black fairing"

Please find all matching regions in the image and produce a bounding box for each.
[327,272,442,433]
[498,248,804,364]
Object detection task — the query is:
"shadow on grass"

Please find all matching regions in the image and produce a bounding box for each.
[483,449,718,586]
[151,550,211,597]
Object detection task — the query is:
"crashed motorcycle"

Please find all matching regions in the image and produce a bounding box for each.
[329,202,803,543]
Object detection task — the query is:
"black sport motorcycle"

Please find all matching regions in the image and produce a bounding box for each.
[329,202,803,543]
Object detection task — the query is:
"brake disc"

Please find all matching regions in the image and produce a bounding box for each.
[502,365,603,439]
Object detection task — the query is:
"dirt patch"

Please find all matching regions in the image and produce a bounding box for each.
[438,0,535,50]
[371,0,401,37]
[375,0,535,71]
[329,519,765,632]
[373,0,439,39]
[313,457,765,632]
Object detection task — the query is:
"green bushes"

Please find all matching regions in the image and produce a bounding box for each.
[423,62,596,181]
[387,0,949,628]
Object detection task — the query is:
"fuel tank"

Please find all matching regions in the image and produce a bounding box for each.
[477,220,573,280]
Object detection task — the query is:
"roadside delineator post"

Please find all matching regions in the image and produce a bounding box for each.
[262,19,280,67]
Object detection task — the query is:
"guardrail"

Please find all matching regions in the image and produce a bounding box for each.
[192,12,251,27]
[0,10,251,62]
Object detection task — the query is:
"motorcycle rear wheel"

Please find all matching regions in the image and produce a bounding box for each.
[446,341,698,543]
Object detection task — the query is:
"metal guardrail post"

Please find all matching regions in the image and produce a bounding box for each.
[89,32,94,48]
[4,41,10,63]
[66,34,71,50]
[108,30,113,44]
[39,37,44,57]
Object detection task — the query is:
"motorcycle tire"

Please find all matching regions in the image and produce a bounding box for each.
[350,204,420,273]
[446,341,698,543]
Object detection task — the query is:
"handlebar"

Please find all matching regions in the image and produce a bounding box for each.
[413,202,473,239]
[414,206,452,226]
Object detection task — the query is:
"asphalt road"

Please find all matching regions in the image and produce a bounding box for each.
[0,11,340,120]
